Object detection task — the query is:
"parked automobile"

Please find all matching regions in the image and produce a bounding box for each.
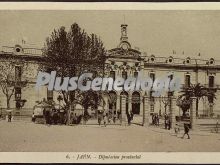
[32,102,52,124]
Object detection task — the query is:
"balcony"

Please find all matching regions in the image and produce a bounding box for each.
[180,84,220,91]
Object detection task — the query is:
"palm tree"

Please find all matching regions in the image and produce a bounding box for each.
[177,83,216,117]
[176,96,191,117]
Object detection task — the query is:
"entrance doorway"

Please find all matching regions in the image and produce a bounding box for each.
[132,91,140,114]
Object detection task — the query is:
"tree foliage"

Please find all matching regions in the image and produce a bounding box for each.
[42,23,106,122]
[0,60,28,109]
[177,83,216,117]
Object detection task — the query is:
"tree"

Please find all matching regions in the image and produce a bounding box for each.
[75,90,106,123]
[43,23,106,124]
[176,96,191,117]
[177,83,216,117]
[161,97,170,115]
[0,60,28,109]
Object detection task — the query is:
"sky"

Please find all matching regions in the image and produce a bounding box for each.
[1,10,220,60]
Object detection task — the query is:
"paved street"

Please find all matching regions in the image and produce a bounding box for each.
[0,120,220,152]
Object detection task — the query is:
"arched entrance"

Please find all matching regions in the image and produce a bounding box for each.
[132,91,140,114]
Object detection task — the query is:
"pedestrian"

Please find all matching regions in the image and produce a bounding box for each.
[155,114,159,126]
[108,111,112,123]
[152,114,155,125]
[8,112,12,122]
[44,108,50,125]
[130,110,134,121]
[164,114,168,129]
[117,109,120,119]
[113,111,116,124]
[97,110,102,126]
[168,117,171,130]
[127,110,132,125]
[103,113,108,127]
[174,123,180,136]
[53,109,58,125]
[182,123,190,139]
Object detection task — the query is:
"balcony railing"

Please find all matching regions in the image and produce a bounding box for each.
[180,84,220,90]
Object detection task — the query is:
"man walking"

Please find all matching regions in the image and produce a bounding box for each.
[97,110,102,126]
[182,123,190,139]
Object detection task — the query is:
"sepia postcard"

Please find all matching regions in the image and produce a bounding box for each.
[1,2,220,164]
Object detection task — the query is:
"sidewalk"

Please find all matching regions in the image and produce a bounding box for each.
[148,124,215,137]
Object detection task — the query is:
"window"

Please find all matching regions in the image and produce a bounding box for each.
[15,87,21,100]
[134,71,138,78]
[168,74,174,96]
[110,71,115,81]
[15,65,22,82]
[209,96,214,103]
[149,72,155,82]
[209,76,214,88]
[185,74,191,88]
[122,71,127,80]
[47,89,53,101]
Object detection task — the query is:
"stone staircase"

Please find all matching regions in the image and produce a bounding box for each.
[175,119,220,133]
[1,108,32,122]
[196,123,220,133]
[12,115,32,122]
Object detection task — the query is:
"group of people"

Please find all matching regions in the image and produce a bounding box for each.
[97,110,120,126]
[152,113,160,126]
[97,109,135,126]
[71,113,82,124]
[97,110,108,126]
[151,113,191,139]
[151,113,171,129]
[43,108,66,125]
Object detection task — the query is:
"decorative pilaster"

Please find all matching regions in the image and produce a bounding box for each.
[170,96,176,129]
[139,97,143,116]
[190,97,197,129]
[143,96,149,126]
[128,93,132,113]
[116,93,120,116]
[120,95,127,126]
[104,95,108,112]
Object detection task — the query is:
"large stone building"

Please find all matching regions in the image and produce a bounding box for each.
[0,24,220,126]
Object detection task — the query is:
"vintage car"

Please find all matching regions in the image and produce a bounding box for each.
[32,102,53,123]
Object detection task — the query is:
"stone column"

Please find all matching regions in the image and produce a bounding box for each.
[103,94,108,112]
[139,97,143,116]
[143,96,149,126]
[128,93,132,113]
[169,96,176,129]
[116,93,120,116]
[190,97,197,129]
[120,95,127,126]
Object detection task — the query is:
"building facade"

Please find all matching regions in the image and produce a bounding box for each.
[0,24,220,125]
